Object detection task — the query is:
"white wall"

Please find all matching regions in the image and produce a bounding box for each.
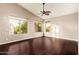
[0,16,43,45]
[0,4,43,45]
[0,4,78,45]
[44,13,78,41]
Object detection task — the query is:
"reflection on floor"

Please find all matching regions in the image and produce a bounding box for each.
[0,37,78,55]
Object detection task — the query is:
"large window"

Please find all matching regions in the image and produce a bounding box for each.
[45,21,51,32]
[35,21,42,32]
[52,25,60,34]
[9,17,27,34]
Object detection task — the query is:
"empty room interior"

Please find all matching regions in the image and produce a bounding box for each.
[0,3,78,55]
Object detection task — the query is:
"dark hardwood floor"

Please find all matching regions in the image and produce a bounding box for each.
[0,37,78,55]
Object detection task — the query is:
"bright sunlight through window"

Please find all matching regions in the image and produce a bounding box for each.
[9,16,27,34]
[45,21,51,32]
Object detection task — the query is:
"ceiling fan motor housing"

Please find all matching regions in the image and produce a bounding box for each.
[40,3,51,16]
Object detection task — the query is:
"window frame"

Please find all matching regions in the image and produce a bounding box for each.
[35,20,42,32]
[45,21,51,32]
[9,16,28,35]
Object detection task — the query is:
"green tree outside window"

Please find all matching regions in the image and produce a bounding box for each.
[14,21,28,34]
[45,22,51,32]
[35,21,42,32]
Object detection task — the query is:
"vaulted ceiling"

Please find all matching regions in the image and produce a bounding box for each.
[18,3,79,19]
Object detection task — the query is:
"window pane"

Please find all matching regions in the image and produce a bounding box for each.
[35,21,42,32]
[45,22,51,32]
[19,21,28,34]
[9,17,27,34]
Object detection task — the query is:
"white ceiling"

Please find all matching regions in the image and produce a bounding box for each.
[18,3,79,19]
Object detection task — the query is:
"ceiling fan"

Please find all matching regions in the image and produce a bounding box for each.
[40,3,51,16]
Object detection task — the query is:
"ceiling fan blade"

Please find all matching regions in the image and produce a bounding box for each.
[45,13,49,15]
[38,3,52,16]
[46,11,51,13]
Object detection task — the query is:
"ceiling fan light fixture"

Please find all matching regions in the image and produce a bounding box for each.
[39,3,51,16]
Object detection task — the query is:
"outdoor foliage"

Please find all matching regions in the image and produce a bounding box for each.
[46,26,51,32]
[14,21,27,34]
[46,22,51,32]
[35,22,42,32]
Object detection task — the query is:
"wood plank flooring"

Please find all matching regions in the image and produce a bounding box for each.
[0,37,78,55]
